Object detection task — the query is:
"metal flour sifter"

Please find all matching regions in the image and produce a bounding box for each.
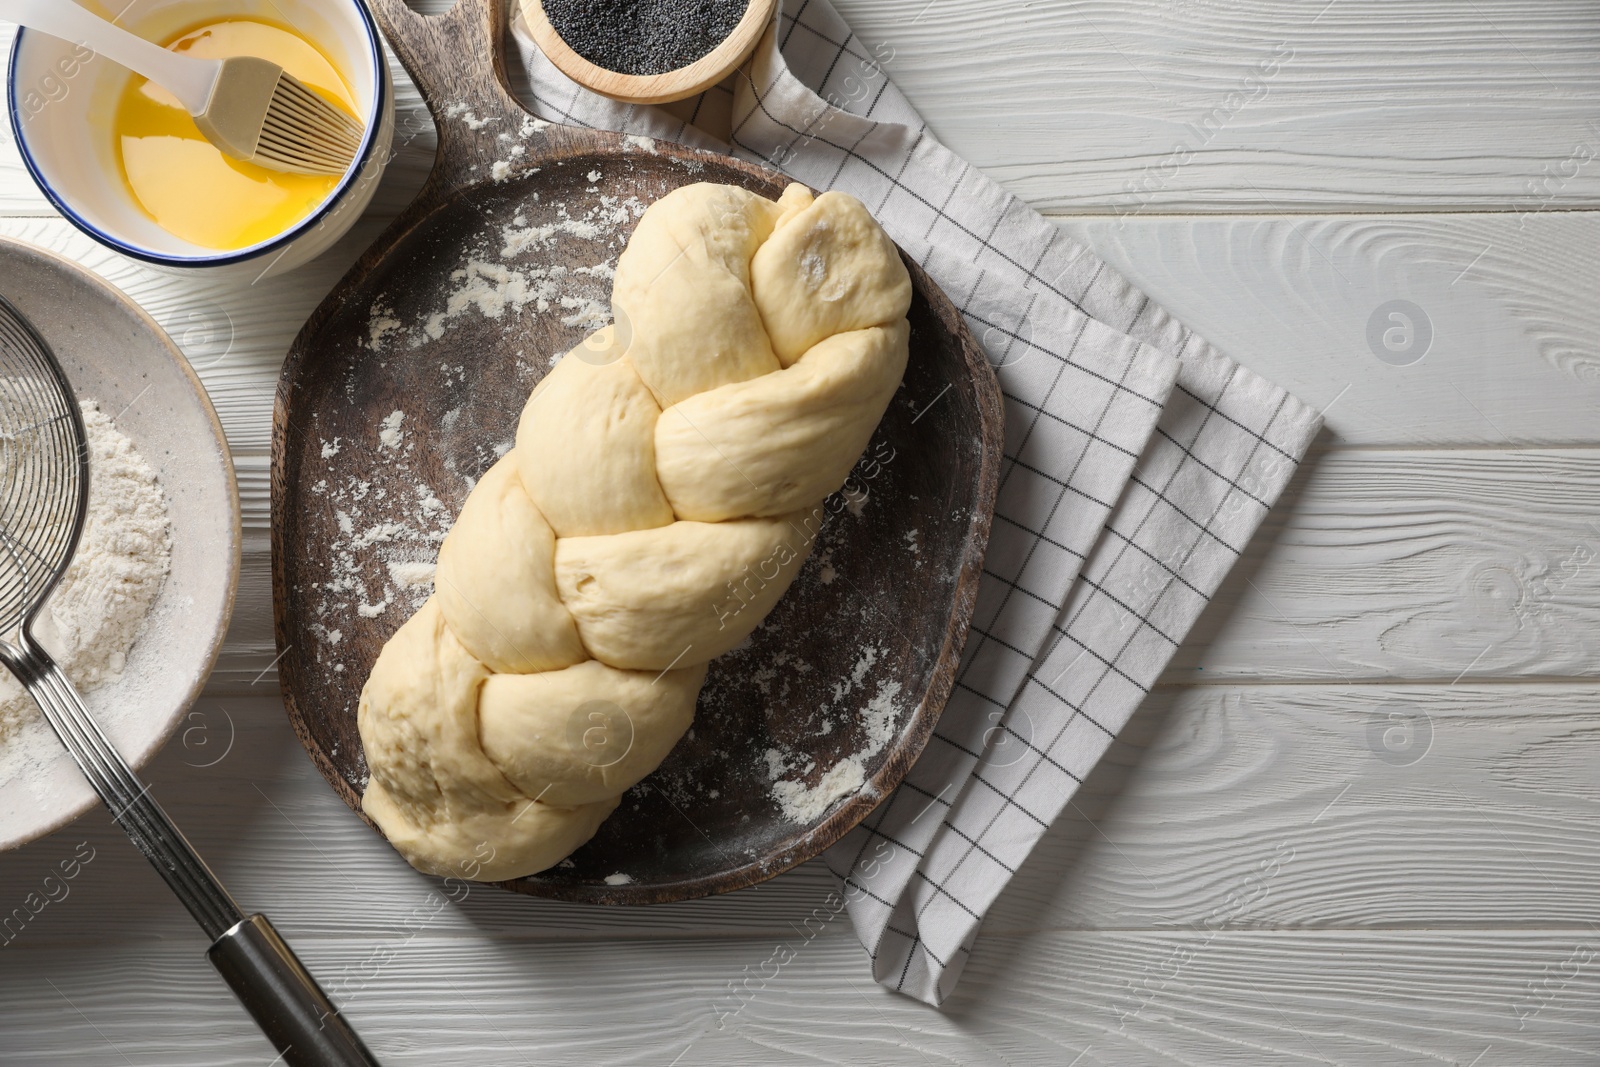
[0,292,379,1066]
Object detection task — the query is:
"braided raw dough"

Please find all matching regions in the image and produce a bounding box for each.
[358,182,913,882]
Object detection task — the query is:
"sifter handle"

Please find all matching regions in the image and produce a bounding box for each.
[209,914,383,1067]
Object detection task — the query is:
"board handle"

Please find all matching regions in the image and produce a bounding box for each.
[365,0,569,167]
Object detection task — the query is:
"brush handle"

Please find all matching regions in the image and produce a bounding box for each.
[0,0,217,112]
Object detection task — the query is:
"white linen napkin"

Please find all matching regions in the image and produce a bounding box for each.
[505,0,1323,1006]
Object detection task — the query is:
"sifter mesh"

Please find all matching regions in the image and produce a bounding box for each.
[0,293,88,638]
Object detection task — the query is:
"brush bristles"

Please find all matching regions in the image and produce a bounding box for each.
[255,74,364,175]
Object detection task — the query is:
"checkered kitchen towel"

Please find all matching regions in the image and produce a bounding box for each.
[505,0,1323,1005]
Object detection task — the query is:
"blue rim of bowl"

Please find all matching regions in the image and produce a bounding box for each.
[7,1,387,269]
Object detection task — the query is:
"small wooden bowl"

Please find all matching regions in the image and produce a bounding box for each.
[523,0,778,104]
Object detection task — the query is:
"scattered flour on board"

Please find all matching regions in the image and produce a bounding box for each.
[395,199,646,346]
[491,144,528,182]
[378,411,405,449]
[387,561,437,588]
[326,183,655,646]
[362,194,644,357]
[368,302,402,349]
[421,261,551,341]
[769,674,905,825]
[603,872,634,886]
[772,758,867,825]
[444,103,495,130]
[306,407,460,649]
[844,484,869,518]
[0,401,171,742]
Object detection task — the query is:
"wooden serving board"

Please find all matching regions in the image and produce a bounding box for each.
[270,0,1002,904]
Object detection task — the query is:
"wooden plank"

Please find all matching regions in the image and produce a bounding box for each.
[5,1,1600,214]
[208,447,1600,690]
[6,682,1596,1063]
[1059,213,1600,446]
[6,680,1598,943]
[0,931,1594,1065]
[837,0,1600,213]
[1166,448,1600,682]
[989,682,1600,934]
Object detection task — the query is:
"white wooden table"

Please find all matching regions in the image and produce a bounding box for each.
[4,2,1599,1063]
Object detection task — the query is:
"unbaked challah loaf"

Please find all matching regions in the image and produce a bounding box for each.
[358,181,913,882]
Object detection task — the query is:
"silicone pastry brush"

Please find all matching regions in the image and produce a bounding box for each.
[1,0,362,174]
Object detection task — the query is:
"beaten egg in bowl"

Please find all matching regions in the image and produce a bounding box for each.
[113,18,359,251]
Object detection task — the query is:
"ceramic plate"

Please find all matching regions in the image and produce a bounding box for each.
[0,237,240,852]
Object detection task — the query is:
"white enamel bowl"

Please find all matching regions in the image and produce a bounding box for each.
[7,0,394,280]
[0,237,240,852]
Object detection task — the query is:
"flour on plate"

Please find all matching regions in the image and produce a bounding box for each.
[319,191,655,665]
[768,675,906,825]
[0,401,171,742]
[305,406,464,655]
